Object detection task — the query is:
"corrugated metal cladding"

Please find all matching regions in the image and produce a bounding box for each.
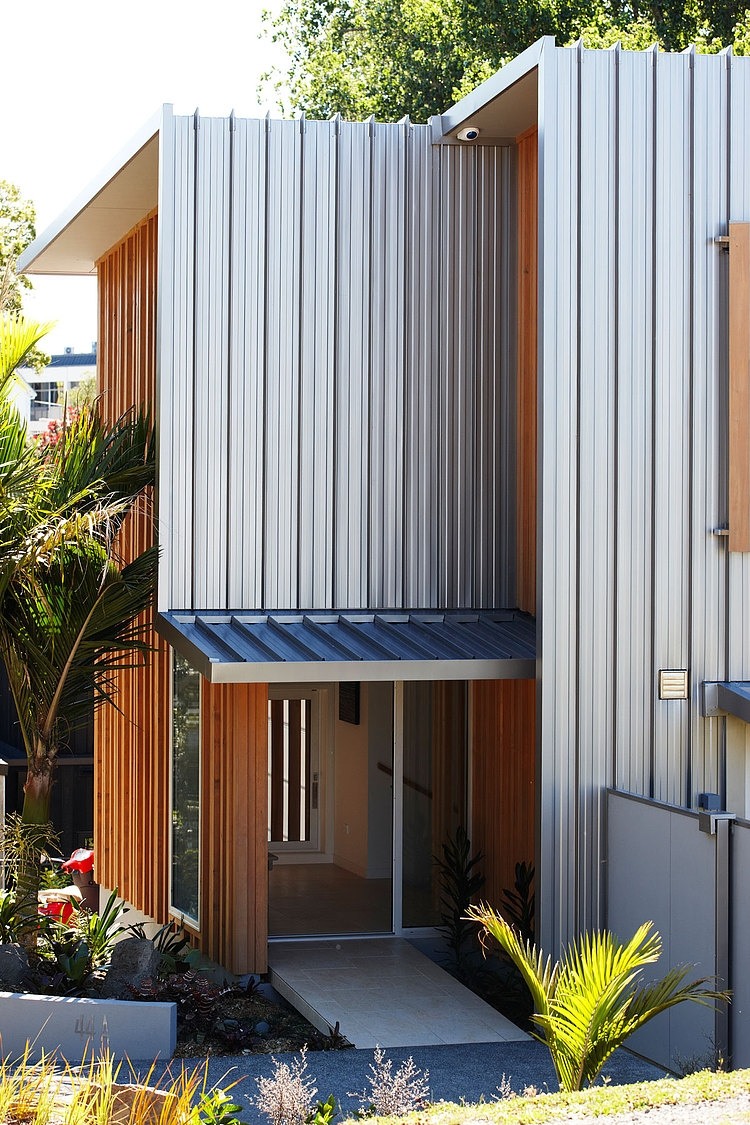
[536,44,750,953]
[157,114,517,613]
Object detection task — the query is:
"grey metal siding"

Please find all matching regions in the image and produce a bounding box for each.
[158,115,517,613]
[538,43,750,953]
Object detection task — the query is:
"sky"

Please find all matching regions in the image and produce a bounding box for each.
[4,0,286,355]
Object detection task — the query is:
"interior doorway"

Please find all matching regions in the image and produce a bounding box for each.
[267,681,468,938]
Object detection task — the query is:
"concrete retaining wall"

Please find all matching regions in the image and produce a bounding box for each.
[0,992,176,1062]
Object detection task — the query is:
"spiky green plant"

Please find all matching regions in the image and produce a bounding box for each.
[466,904,729,1092]
[0,313,157,944]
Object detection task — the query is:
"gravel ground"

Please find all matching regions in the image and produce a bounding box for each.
[128,1040,667,1122]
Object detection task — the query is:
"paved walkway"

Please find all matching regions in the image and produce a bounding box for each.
[269,938,527,1048]
[130,1041,667,1122]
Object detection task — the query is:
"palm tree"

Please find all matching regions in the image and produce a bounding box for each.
[466,903,728,1091]
[0,312,158,935]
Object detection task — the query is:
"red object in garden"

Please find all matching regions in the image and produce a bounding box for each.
[38,899,74,924]
[61,848,94,874]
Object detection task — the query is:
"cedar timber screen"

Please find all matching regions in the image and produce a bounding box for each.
[95,213,269,972]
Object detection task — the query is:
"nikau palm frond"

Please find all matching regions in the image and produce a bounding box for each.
[0,315,158,943]
[466,904,729,1091]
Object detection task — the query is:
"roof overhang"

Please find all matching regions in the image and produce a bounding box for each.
[433,37,550,144]
[17,110,164,277]
[704,681,750,724]
[157,610,537,684]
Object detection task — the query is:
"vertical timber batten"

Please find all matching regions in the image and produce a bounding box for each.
[471,680,536,908]
[95,212,169,920]
[202,682,269,974]
[729,222,750,553]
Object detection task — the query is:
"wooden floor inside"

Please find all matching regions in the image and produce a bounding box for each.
[269,862,392,935]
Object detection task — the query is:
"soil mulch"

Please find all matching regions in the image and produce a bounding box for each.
[164,976,351,1058]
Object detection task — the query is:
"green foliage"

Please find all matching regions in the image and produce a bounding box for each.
[195,1089,247,1125]
[126,918,198,974]
[0,184,36,314]
[0,890,20,943]
[467,904,729,1092]
[261,0,750,123]
[0,314,157,942]
[73,889,125,967]
[434,825,485,971]
[0,188,49,372]
[306,1095,336,1125]
[500,861,535,946]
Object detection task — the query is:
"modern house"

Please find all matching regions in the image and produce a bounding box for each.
[18,37,750,1068]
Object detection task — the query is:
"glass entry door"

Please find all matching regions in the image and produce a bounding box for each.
[399,681,468,929]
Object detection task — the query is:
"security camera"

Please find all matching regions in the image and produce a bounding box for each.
[457,126,480,142]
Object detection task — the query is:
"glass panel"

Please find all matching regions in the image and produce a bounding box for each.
[268,698,313,844]
[401,681,468,928]
[171,653,200,924]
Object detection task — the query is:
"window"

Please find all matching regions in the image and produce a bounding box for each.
[170,652,200,924]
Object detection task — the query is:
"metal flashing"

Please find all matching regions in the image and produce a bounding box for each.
[157,610,536,684]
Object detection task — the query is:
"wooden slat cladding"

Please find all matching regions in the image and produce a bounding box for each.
[201,682,269,973]
[471,679,536,911]
[94,212,170,921]
[516,128,538,613]
[729,222,750,552]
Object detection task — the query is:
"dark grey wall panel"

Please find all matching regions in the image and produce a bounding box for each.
[158,116,516,614]
[607,792,716,1070]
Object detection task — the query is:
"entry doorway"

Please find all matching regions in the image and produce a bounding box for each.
[267,681,468,938]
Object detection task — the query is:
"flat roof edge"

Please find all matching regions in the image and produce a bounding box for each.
[17,107,167,276]
[437,36,552,137]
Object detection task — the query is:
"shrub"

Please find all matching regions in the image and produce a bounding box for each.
[467,904,729,1092]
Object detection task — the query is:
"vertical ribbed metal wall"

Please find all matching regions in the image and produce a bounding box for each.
[537,43,750,953]
[157,115,516,612]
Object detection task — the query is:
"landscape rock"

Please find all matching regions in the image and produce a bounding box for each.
[0,943,32,990]
[101,937,160,999]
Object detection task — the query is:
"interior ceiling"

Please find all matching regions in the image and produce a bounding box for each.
[22,134,159,276]
[442,70,538,142]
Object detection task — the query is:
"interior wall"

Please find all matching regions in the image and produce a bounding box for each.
[471,679,536,911]
[333,684,370,876]
[367,682,394,878]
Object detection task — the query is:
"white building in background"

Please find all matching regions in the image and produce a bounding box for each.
[20,345,97,434]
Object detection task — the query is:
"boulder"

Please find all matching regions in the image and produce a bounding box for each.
[0,943,32,991]
[101,938,160,999]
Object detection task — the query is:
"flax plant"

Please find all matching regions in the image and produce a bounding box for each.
[467,905,729,1092]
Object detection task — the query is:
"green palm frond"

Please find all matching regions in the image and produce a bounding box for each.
[0,312,54,398]
[466,904,729,1092]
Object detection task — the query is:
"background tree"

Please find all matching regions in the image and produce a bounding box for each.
[0,181,48,371]
[262,0,750,122]
[0,313,157,936]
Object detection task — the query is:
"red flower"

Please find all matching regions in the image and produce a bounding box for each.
[61,848,95,874]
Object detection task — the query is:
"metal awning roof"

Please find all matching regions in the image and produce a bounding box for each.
[157,610,536,683]
[707,681,750,724]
